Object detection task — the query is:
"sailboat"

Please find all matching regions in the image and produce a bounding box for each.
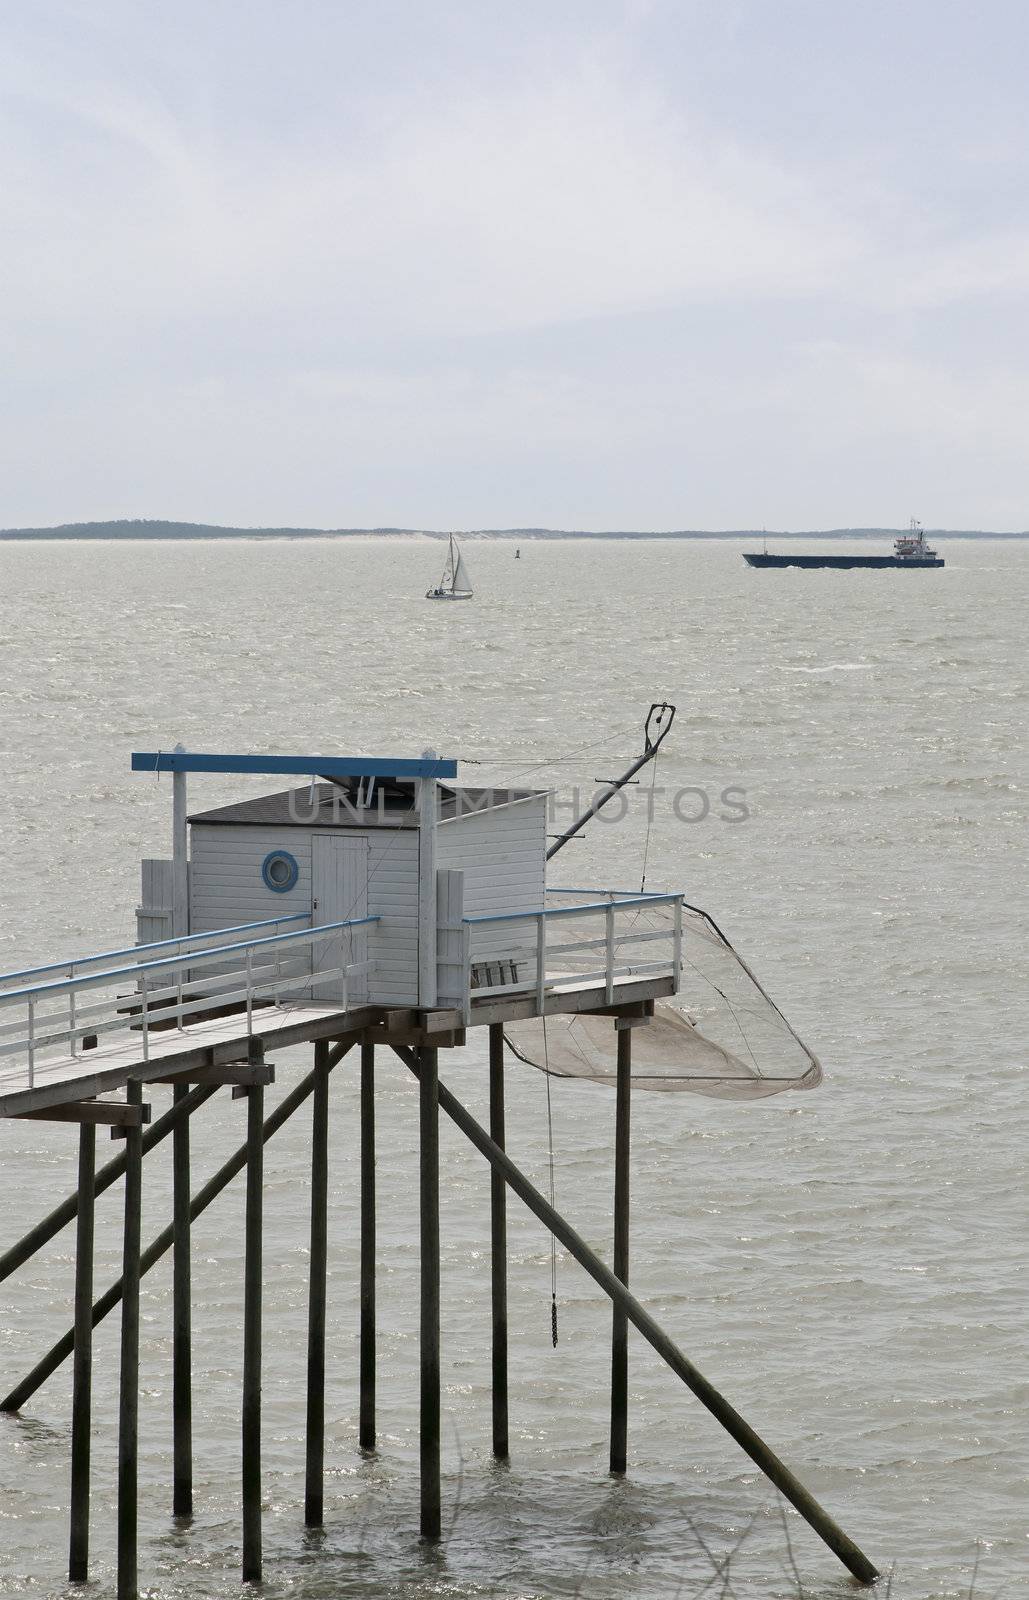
[426,533,473,600]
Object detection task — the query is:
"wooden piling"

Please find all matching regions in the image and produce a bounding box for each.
[488,1023,509,1459]
[359,1033,376,1451]
[304,1042,330,1526]
[241,1082,264,1583]
[2,1058,352,1415]
[418,1045,441,1541]
[609,1025,631,1474]
[0,1083,217,1287]
[172,1083,193,1518]
[68,1123,95,1582]
[394,1048,879,1587]
[117,1080,143,1600]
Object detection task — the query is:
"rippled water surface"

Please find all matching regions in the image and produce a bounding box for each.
[0,537,1025,1599]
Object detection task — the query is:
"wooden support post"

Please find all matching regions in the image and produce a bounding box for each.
[418,1045,441,1541]
[68,1123,95,1582]
[172,1083,192,1518]
[241,1082,264,1583]
[392,1047,879,1588]
[117,1080,143,1600]
[304,1042,330,1526]
[359,1033,376,1451]
[609,1025,631,1474]
[488,1023,509,1460]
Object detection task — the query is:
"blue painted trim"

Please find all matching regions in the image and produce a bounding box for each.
[261,849,300,894]
[131,752,457,779]
[0,914,309,987]
[0,917,381,1003]
[463,891,683,924]
[547,887,676,898]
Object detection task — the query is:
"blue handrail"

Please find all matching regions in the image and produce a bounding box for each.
[546,887,674,898]
[0,913,311,988]
[463,891,683,925]
[0,917,381,1004]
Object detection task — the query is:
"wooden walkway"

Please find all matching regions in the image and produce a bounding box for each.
[0,1004,351,1118]
[0,972,677,1119]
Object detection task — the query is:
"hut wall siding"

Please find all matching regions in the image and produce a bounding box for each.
[361,830,419,1004]
[136,858,174,947]
[187,791,547,1009]
[437,799,546,961]
[188,824,420,1004]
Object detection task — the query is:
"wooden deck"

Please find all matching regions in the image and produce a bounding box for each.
[0,974,676,1118]
[0,1004,353,1118]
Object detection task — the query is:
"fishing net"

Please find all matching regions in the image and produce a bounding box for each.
[504,901,822,1101]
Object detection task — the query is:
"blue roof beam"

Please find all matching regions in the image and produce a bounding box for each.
[131,752,458,779]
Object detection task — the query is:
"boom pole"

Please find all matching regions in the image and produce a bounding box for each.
[546,702,676,860]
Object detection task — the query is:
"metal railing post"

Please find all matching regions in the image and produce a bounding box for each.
[462,922,472,1026]
[27,997,35,1087]
[245,949,254,1032]
[605,904,616,1004]
[535,914,546,1013]
[672,899,683,992]
[69,964,77,1056]
[140,974,150,1063]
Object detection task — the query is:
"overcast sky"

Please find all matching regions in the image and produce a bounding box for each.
[3,1,1027,530]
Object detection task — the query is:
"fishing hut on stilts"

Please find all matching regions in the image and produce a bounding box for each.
[0,710,878,1594]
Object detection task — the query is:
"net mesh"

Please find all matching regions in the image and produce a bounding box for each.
[504,901,822,1101]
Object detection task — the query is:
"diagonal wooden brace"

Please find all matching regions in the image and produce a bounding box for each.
[0,1043,355,1414]
[390,1044,878,1587]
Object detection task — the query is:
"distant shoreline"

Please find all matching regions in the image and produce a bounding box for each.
[1,519,1026,542]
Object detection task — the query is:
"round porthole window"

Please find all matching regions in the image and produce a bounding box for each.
[261,849,299,894]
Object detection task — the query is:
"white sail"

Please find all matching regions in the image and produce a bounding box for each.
[452,545,472,594]
[426,532,474,599]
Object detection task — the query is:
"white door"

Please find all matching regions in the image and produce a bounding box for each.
[311,833,370,1004]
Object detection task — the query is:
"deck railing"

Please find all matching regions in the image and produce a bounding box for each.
[0,913,312,992]
[0,917,379,1088]
[455,889,683,1021]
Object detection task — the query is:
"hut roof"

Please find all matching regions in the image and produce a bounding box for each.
[189,782,545,829]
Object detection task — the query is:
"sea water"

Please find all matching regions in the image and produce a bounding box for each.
[0,537,1024,1598]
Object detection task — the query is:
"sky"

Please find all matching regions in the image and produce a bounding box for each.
[2,0,1028,531]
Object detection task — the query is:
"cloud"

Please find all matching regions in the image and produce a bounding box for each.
[4,20,1028,339]
[2,4,1028,527]
[1,54,863,333]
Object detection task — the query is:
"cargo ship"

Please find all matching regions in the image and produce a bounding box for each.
[743,520,944,569]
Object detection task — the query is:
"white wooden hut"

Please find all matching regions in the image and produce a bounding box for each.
[135,756,548,1012]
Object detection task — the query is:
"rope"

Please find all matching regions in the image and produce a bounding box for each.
[542,1012,559,1347]
[459,718,644,784]
[639,746,660,895]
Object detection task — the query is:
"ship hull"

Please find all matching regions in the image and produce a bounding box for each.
[743,553,944,569]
